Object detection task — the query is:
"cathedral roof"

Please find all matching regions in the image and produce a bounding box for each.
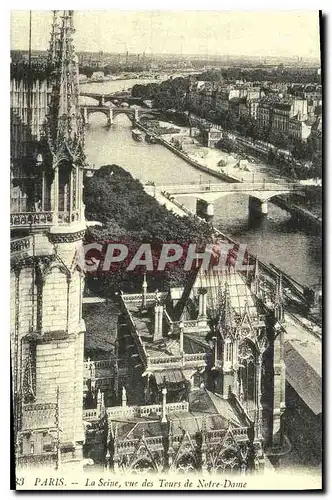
[183,333,210,354]
[109,388,247,442]
[176,265,259,322]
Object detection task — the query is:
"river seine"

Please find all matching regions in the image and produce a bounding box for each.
[81,82,322,288]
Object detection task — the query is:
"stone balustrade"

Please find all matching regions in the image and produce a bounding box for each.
[107,401,189,420]
[158,181,300,195]
[117,435,164,452]
[21,402,58,430]
[11,211,53,228]
[11,236,32,254]
[10,210,81,228]
[121,292,167,303]
[82,408,99,420]
[182,320,199,328]
[148,355,182,366]
[184,353,206,363]
[206,426,249,442]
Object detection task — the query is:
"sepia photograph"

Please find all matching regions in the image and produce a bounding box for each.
[9,8,322,491]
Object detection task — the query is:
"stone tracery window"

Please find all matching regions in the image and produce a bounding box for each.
[225,341,233,362]
[237,340,256,402]
[176,454,196,473]
[238,341,255,364]
[215,448,241,473]
[131,458,154,474]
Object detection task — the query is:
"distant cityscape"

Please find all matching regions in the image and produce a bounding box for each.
[11,48,321,69]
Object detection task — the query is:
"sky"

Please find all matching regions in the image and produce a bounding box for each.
[10,10,321,60]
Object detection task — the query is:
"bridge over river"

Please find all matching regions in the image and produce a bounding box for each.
[80,91,144,106]
[148,181,305,216]
[81,104,159,126]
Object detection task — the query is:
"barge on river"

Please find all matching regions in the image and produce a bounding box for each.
[132,129,144,142]
[145,133,158,144]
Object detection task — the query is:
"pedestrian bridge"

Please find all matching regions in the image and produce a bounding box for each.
[148,181,305,216]
[81,104,159,125]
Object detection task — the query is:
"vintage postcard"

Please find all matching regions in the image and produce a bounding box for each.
[10,9,322,491]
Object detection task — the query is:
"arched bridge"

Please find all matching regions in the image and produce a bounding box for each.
[80,92,144,106]
[147,181,305,216]
[81,105,159,125]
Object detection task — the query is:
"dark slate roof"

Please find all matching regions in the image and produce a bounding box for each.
[154,369,186,386]
[183,333,210,354]
[113,418,164,440]
[284,340,322,415]
[188,389,244,425]
[168,412,231,436]
[274,102,292,110]
[109,388,248,444]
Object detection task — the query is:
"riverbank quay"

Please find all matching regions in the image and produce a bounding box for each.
[134,120,240,183]
[143,181,320,312]
[135,119,322,228]
[273,196,322,229]
[143,183,187,217]
[143,179,321,339]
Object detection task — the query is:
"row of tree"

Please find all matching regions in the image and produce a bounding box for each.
[197,67,321,85]
[84,165,213,296]
[132,77,189,111]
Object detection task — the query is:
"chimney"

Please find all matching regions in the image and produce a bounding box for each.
[122,386,127,407]
[159,304,163,335]
[100,392,105,418]
[274,275,284,323]
[198,288,207,318]
[141,273,147,309]
[161,387,167,423]
[97,389,102,416]
[212,336,217,367]
[179,321,184,354]
[154,304,164,342]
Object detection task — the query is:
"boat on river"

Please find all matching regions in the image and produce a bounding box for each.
[145,133,158,144]
[132,129,144,142]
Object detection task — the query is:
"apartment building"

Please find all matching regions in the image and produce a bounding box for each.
[288,116,313,141]
[271,99,308,135]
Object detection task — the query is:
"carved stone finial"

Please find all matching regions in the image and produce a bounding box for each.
[155,289,161,305]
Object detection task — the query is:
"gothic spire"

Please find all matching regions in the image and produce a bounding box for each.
[254,257,259,280]
[217,281,233,336]
[48,10,60,65]
[223,281,233,329]
[47,10,85,168]
[274,274,283,305]
[274,274,284,322]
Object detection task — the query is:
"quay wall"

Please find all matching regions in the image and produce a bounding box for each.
[135,119,321,228]
[134,120,239,183]
[273,196,322,229]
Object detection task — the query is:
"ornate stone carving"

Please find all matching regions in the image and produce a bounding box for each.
[48,229,86,244]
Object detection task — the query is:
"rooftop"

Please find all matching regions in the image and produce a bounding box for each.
[108,388,248,441]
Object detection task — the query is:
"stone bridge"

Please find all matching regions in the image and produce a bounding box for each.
[80,92,144,107]
[81,105,159,126]
[148,181,305,216]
